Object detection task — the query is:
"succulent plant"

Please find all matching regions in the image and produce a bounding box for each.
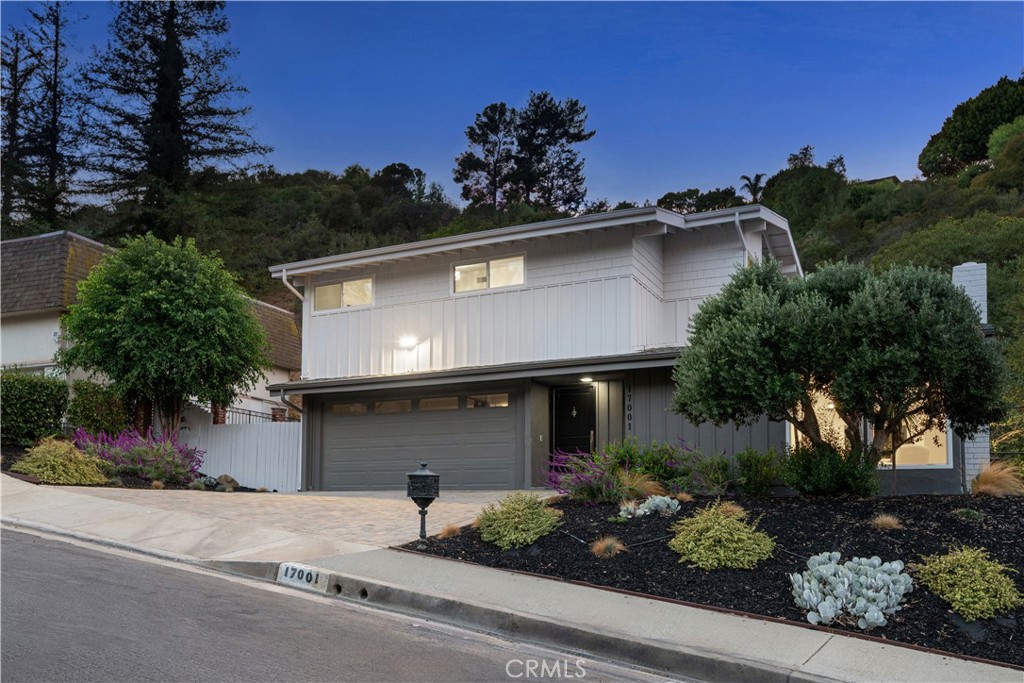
[620,495,681,519]
[789,551,913,630]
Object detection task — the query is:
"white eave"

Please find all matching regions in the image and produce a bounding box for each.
[268,204,801,280]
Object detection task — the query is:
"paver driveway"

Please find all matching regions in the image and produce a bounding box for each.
[69,486,540,547]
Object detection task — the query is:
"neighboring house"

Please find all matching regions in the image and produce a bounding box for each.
[1,231,107,374]
[236,299,301,414]
[0,230,301,416]
[268,205,804,491]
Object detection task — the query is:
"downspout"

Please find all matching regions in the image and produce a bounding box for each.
[279,268,304,302]
[959,437,968,494]
[280,394,303,415]
[734,212,748,263]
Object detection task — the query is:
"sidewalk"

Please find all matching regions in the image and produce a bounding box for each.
[2,475,1020,683]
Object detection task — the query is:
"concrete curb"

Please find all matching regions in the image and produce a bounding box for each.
[2,517,205,568]
[254,561,842,683]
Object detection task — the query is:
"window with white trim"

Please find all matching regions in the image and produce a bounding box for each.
[453,256,524,293]
[314,277,373,311]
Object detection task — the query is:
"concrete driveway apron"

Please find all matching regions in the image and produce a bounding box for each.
[65,486,525,547]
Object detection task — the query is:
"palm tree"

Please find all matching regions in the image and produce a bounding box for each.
[740,173,765,203]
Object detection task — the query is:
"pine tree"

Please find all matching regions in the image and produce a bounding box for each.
[22,1,82,230]
[514,92,594,213]
[453,93,595,220]
[80,1,269,240]
[453,102,517,219]
[1,27,37,235]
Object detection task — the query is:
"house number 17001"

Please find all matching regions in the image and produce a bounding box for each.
[276,562,326,591]
[284,565,319,583]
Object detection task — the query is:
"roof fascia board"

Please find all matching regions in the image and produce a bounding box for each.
[269,207,686,278]
[0,230,106,249]
[269,352,679,396]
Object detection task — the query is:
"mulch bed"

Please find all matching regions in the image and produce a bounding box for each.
[404,494,1024,667]
[1,447,261,492]
[1,446,28,472]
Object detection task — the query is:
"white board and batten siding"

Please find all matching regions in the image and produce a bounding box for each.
[631,229,747,352]
[181,416,302,492]
[301,227,749,381]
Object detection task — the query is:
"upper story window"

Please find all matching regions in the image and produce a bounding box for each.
[453,255,524,293]
[314,277,373,311]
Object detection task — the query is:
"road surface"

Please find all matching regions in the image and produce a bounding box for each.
[1,529,681,682]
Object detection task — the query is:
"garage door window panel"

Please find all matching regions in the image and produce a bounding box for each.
[373,399,412,414]
[419,396,460,412]
[331,402,368,416]
[467,393,509,409]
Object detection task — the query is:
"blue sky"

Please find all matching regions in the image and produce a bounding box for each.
[5,1,1023,205]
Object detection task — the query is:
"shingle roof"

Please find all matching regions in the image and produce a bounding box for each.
[1,231,108,315]
[1,231,303,372]
[249,299,302,371]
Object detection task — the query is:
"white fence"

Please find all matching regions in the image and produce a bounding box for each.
[180,416,303,493]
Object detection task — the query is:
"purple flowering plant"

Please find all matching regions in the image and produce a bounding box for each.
[546,449,624,503]
[73,427,204,486]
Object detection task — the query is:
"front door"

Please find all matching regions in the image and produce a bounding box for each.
[552,386,596,454]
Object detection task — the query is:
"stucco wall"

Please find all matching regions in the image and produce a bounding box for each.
[1,312,61,369]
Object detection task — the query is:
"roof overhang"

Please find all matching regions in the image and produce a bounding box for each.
[268,204,801,280]
[268,349,680,397]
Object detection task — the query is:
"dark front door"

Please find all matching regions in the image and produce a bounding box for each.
[552,386,596,454]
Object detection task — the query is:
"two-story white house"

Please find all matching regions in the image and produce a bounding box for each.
[268,205,805,491]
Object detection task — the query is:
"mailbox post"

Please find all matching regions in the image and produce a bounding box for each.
[406,462,439,540]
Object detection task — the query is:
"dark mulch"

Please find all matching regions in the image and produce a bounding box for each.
[116,473,261,492]
[1,446,28,472]
[405,494,1024,667]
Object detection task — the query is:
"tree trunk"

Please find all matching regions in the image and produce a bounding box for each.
[133,396,153,434]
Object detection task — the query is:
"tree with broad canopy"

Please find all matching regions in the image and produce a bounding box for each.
[57,234,272,435]
[672,259,1005,465]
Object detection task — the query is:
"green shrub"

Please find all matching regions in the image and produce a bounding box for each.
[10,437,111,485]
[693,454,732,495]
[668,501,775,570]
[604,437,688,484]
[915,547,1023,621]
[996,453,1024,474]
[736,448,780,496]
[67,380,130,435]
[131,442,196,486]
[987,115,1024,160]
[0,371,69,447]
[477,492,563,550]
[781,443,878,496]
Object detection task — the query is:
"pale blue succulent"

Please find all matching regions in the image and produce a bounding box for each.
[789,551,913,631]
[619,495,680,519]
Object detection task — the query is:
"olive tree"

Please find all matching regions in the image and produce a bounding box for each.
[58,234,271,434]
[672,259,1004,465]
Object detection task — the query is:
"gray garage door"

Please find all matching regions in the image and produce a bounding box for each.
[320,391,520,490]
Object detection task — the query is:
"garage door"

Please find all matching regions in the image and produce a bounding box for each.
[320,391,519,490]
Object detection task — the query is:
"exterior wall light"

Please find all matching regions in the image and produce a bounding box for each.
[580,376,593,383]
[399,335,418,349]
